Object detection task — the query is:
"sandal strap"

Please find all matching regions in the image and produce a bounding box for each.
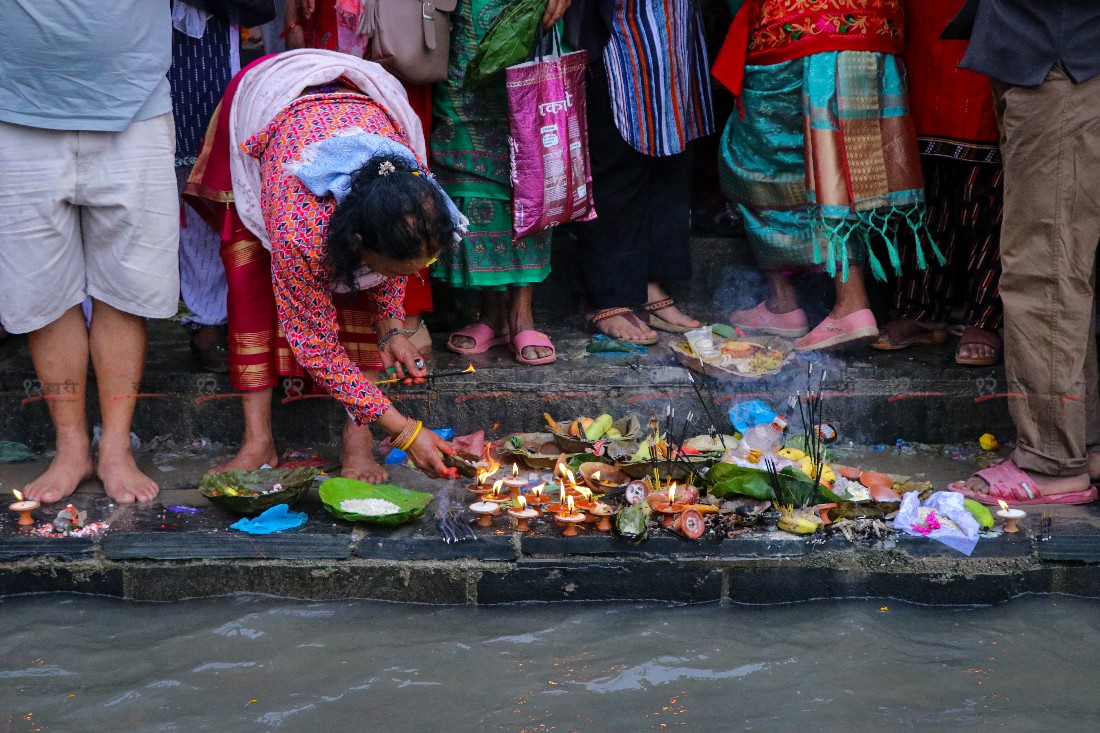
[643,297,675,313]
[590,307,635,324]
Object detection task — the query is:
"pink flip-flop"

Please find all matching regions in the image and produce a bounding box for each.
[794,308,879,351]
[447,323,509,355]
[512,330,556,366]
[951,459,1099,506]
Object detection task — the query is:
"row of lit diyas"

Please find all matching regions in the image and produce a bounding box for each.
[467,462,619,536]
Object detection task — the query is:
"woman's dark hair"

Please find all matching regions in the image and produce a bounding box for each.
[326,154,454,289]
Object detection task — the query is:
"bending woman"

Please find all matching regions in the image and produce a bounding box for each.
[185,50,455,478]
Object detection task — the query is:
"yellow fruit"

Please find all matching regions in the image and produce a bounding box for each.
[778,447,806,461]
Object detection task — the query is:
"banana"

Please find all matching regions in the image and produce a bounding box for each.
[777,515,819,534]
[778,447,806,461]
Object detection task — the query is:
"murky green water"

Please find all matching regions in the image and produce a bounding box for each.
[2,594,1097,731]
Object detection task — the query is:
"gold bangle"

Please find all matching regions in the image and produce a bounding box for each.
[399,421,423,452]
[392,417,416,449]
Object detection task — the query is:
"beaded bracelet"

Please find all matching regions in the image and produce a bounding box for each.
[399,421,424,452]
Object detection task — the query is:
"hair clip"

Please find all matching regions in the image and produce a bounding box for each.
[378,160,396,176]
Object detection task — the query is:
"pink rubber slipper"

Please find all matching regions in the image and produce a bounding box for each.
[512,330,556,366]
[951,459,1099,506]
[794,309,879,351]
[447,323,509,355]
[729,302,809,338]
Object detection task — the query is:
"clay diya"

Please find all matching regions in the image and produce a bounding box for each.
[467,467,502,497]
[859,471,894,492]
[554,496,587,536]
[579,462,629,492]
[588,501,617,532]
[9,489,38,527]
[469,500,500,528]
[673,508,706,539]
[834,465,863,481]
[508,496,540,532]
[996,500,1025,533]
[527,483,549,508]
[814,502,837,525]
[654,485,686,528]
[481,480,511,505]
[502,463,528,498]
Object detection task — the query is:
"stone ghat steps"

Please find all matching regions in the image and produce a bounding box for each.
[3,486,1100,605]
[0,234,1012,448]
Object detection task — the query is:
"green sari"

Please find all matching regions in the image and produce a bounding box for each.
[431,0,552,289]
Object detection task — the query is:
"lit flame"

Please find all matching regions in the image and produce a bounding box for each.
[566,495,576,515]
[997,499,1010,511]
[577,486,592,501]
[481,443,501,478]
[592,470,601,483]
[559,480,566,505]
[13,489,24,502]
[669,483,677,505]
[492,479,504,497]
[476,470,489,486]
[516,495,527,510]
[532,483,544,497]
[463,363,475,374]
[565,468,577,488]
[556,462,566,477]
[512,463,519,476]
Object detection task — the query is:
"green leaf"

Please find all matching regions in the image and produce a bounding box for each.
[318,479,434,526]
[465,0,545,85]
[704,463,776,501]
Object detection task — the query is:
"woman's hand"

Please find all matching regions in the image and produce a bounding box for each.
[405,428,454,478]
[379,334,427,385]
[542,0,572,28]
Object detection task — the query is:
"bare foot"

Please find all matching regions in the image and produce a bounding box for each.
[591,313,657,343]
[23,450,94,505]
[340,455,389,484]
[97,446,159,504]
[212,440,280,474]
[951,467,1090,497]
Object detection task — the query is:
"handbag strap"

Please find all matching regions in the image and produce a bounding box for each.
[529,23,562,62]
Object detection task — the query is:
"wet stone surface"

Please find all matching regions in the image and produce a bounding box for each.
[101,495,354,561]
[0,495,115,561]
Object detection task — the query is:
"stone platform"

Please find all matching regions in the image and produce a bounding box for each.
[3,457,1100,606]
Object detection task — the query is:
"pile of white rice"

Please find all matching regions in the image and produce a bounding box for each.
[341,498,402,515]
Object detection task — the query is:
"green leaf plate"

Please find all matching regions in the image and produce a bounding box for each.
[199,467,319,515]
[318,478,434,526]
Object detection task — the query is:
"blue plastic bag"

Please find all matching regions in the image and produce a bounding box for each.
[229,504,308,535]
[384,427,456,464]
[728,400,776,435]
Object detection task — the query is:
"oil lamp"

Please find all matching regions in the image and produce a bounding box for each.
[996,499,1025,533]
[9,489,39,527]
[508,495,539,532]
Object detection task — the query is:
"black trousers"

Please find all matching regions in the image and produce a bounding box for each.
[574,61,693,310]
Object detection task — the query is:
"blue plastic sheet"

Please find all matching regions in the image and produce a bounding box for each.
[727,399,776,435]
[229,504,308,535]
[384,427,456,465]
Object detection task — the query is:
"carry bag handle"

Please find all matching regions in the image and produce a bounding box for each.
[529,22,562,62]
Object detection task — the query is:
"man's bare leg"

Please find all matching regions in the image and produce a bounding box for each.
[89,300,158,503]
[23,306,94,503]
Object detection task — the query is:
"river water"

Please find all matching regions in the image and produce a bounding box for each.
[2,593,1097,731]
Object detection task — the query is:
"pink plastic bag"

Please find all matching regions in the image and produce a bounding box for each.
[506,37,596,239]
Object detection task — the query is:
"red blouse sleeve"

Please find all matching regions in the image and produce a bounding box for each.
[270,228,392,425]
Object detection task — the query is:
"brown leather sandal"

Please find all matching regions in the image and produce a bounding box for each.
[643,297,697,334]
[588,307,659,345]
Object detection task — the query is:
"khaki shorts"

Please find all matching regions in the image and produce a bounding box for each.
[0,114,180,334]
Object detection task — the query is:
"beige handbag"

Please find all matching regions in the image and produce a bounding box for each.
[360,0,458,85]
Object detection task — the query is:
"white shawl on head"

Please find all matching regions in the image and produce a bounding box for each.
[228,48,426,250]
